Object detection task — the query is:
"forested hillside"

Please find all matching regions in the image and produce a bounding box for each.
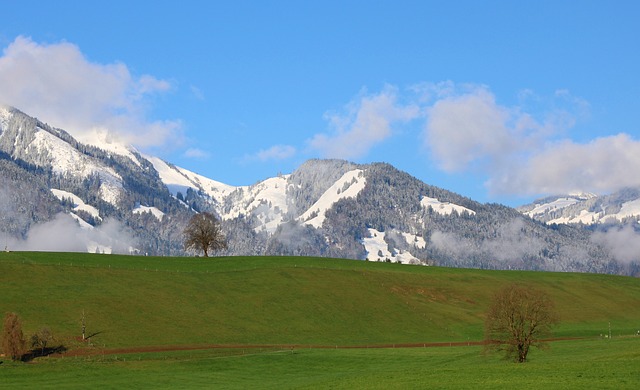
[0,106,635,275]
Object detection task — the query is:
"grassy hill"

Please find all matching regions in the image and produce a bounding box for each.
[1,252,639,350]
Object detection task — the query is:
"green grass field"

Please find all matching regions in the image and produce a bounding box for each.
[2,338,638,389]
[1,252,639,388]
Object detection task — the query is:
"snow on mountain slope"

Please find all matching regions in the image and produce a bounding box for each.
[547,198,640,224]
[148,157,364,233]
[222,176,289,233]
[401,232,427,249]
[362,228,421,264]
[29,129,123,205]
[69,213,94,230]
[174,165,236,203]
[146,155,235,206]
[133,205,165,221]
[146,156,195,194]
[520,193,596,220]
[548,210,600,225]
[520,192,640,225]
[50,189,101,220]
[299,169,366,228]
[523,197,581,219]
[0,106,10,134]
[421,196,476,216]
[77,129,142,167]
[6,105,635,272]
[362,229,392,261]
[147,157,367,234]
[615,198,640,220]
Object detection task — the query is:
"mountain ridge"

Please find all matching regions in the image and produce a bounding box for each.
[0,106,636,275]
[519,189,640,225]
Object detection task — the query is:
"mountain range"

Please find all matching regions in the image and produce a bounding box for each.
[0,105,638,275]
[519,190,640,226]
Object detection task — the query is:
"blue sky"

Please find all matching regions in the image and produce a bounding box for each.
[1,1,639,206]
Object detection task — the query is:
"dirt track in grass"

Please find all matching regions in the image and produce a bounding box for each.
[59,338,581,357]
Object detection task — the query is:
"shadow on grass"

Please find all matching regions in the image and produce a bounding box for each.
[86,331,103,339]
[21,345,67,362]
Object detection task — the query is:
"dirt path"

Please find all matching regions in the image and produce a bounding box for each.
[61,338,580,357]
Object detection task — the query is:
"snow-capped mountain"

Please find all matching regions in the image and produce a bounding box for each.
[0,105,188,255]
[145,155,235,208]
[0,105,635,275]
[518,190,640,225]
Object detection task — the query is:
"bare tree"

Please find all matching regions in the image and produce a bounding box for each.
[30,327,53,355]
[484,284,559,363]
[2,312,26,361]
[183,212,227,257]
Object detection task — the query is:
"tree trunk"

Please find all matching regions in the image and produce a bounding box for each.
[517,343,528,362]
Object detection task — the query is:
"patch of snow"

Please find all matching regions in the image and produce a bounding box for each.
[614,199,640,220]
[51,189,101,220]
[146,155,235,207]
[421,196,476,216]
[146,156,195,193]
[99,182,123,206]
[222,176,289,233]
[362,229,393,261]
[0,106,10,134]
[546,198,640,225]
[523,197,580,219]
[31,130,123,206]
[299,169,366,228]
[69,212,94,230]
[568,192,597,200]
[133,205,165,221]
[33,130,91,175]
[401,232,426,249]
[548,210,600,225]
[174,165,237,203]
[394,251,421,265]
[362,229,422,265]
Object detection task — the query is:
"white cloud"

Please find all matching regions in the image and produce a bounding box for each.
[309,86,420,159]
[0,36,181,149]
[184,148,210,159]
[422,84,571,173]
[425,87,514,172]
[253,144,296,161]
[430,219,545,264]
[491,134,640,195]
[591,225,640,264]
[418,83,640,197]
[190,85,205,100]
[2,213,136,254]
